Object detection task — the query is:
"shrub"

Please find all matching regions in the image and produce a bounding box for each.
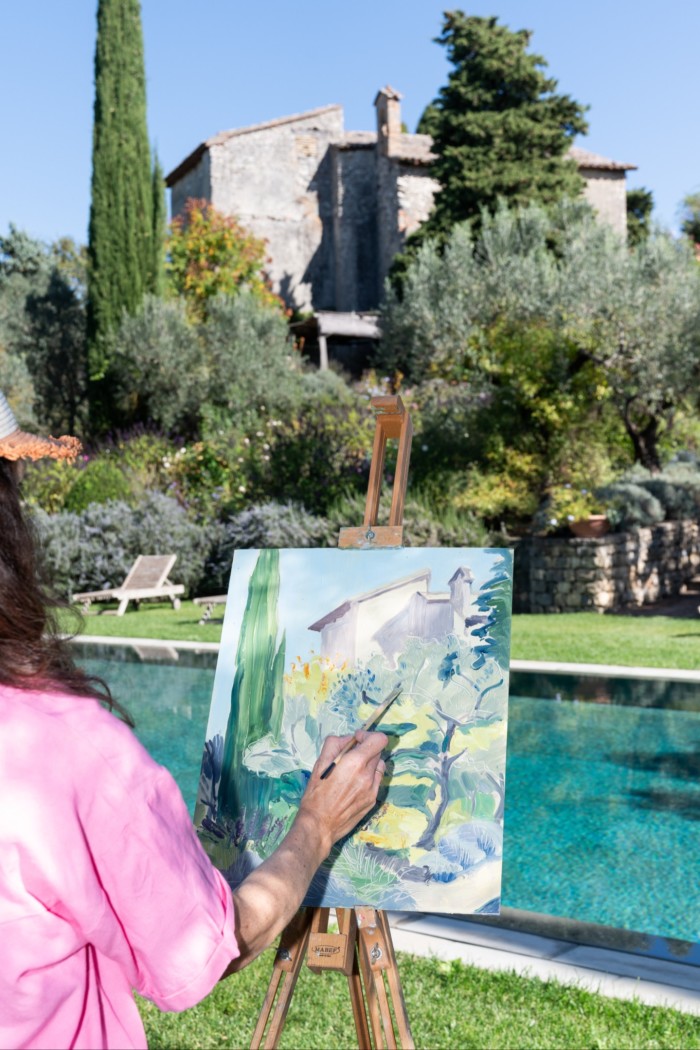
[203,502,328,593]
[106,430,175,501]
[322,491,490,548]
[407,379,491,482]
[597,461,700,528]
[166,199,282,319]
[637,462,700,520]
[258,382,374,515]
[32,506,85,597]
[452,450,543,527]
[21,457,79,513]
[33,493,212,598]
[110,296,207,434]
[595,482,664,530]
[170,374,375,520]
[201,292,298,425]
[63,460,133,513]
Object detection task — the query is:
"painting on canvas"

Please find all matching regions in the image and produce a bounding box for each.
[195,546,512,914]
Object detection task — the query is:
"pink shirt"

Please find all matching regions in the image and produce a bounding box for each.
[0,684,239,1050]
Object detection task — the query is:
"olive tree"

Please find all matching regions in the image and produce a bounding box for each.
[380,201,700,472]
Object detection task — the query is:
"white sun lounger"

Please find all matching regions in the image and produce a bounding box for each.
[72,554,185,616]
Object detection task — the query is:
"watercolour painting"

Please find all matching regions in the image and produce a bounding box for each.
[195,546,512,914]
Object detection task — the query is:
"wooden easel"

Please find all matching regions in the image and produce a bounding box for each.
[251,395,415,1050]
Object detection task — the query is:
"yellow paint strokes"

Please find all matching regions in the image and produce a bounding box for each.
[358,804,429,851]
[460,721,506,755]
[284,654,343,716]
[380,703,434,750]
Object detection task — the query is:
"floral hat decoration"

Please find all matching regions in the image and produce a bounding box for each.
[0,391,82,462]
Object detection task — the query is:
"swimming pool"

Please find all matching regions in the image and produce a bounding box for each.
[74,643,700,952]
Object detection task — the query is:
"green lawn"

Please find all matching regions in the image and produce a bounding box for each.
[511,612,700,670]
[64,602,700,671]
[60,600,223,645]
[137,949,700,1050]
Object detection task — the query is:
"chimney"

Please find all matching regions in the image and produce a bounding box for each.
[374,85,402,157]
[448,567,474,625]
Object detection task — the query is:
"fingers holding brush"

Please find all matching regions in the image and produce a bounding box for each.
[301,730,388,847]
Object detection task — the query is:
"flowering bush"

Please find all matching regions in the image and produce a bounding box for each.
[535,484,607,534]
[166,199,284,319]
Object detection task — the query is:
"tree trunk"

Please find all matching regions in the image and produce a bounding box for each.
[623,404,662,473]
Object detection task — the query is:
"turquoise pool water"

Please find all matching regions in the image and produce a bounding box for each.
[505,673,700,943]
[75,644,700,946]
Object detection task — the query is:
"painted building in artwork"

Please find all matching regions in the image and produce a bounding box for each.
[166,87,636,314]
[308,566,478,667]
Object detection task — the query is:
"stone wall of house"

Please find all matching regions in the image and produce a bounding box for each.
[579,167,628,239]
[331,143,378,311]
[170,151,211,218]
[513,521,700,614]
[209,106,344,313]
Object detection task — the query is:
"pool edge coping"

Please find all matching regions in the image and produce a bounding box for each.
[69,637,700,681]
[67,635,221,653]
[511,659,700,682]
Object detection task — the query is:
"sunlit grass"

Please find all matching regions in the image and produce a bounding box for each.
[138,948,700,1049]
[59,600,223,644]
[62,603,700,672]
[511,612,700,670]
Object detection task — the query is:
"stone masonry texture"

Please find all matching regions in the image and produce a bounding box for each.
[512,521,700,614]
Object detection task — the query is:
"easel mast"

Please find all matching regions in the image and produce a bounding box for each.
[251,395,415,1050]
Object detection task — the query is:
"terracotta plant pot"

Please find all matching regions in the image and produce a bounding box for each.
[569,514,610,539]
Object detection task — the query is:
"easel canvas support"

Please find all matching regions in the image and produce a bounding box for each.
[251,396,415,1050]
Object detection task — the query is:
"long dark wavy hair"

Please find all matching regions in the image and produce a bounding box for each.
[0,458,134,726]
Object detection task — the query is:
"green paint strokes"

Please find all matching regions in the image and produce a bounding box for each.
[219,549,286,820]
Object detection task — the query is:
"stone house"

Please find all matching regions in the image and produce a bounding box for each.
[166,87,636,314]
[307,565,476,667]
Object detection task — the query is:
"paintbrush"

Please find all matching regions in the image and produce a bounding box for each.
[319,686,402,780]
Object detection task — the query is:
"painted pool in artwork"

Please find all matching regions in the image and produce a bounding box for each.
[194,547,513,915]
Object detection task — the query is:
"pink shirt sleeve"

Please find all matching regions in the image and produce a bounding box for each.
[8,688,239,1017]
[79,758,240,1011]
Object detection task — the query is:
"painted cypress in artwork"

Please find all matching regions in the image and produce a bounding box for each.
[219,549,286,822]
[87,0,153,389]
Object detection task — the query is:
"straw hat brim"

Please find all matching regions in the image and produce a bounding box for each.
[0,427,82,462]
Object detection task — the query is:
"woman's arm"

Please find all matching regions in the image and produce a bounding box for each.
[222,729,386,974]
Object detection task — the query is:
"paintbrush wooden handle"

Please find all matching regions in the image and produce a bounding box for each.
[319,687,401,780]
[319,737,358,780]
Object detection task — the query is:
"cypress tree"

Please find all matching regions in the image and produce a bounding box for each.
[418,12,589,239]
[87,0,153,395]
[150,153,167,298]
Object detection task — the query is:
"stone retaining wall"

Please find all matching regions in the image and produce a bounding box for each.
[512,521,700,614]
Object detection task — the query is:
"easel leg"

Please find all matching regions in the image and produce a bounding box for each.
[250,910,313,1050]
[356,909,415,1050]
[356,932,388,1049]
[347,952,372,1050]
[337,909,371,1049]
[377,911,414,1049]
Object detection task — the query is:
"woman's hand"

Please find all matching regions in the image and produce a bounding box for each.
[224,730,387,974]
[298,730,388,852]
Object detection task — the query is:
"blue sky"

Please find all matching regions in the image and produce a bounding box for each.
[2,1,697,245]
